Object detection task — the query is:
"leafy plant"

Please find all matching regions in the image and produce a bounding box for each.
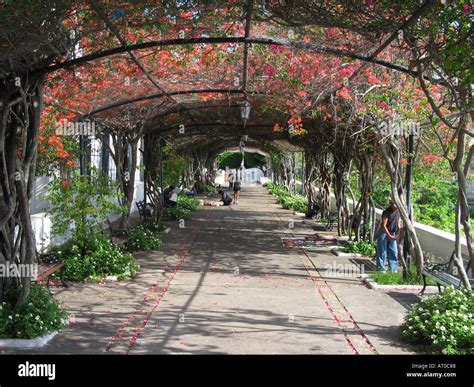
[162,145,187,187]
[0,285,67,339]
[177,195,200,211]
[125,225,163,252]
[370,267,431,285]
[163,206,191,220]
[60,234,138,281]
[278,195,307,213]
[346,240,376,257]
[401,287,474,354]
[266,182,308,213]
[141,221,166,233]
[45,167,123,246]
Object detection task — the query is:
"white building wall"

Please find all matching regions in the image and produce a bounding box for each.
[31,138,144,251]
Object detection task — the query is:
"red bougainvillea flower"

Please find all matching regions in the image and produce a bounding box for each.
[262,64,277,77]
[366,0,376,7]
[66,160,76,167]
[399,159,408,165]
[421,154,443,164]
[378,102,388,109]
[463,4,470,14]
[336,87,352,100]
[61,181,71,188]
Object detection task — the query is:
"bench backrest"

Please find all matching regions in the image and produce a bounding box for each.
[135,201,144,213]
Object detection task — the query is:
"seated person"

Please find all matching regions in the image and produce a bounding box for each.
[163,185,177,207]
[184,186,196,197]
[218,189,233,206]
[305,202,321,219]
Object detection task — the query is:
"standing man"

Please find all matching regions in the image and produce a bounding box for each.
[376,200,401,272]
[233,168,242,205]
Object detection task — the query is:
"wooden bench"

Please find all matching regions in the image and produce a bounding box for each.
[37,263,67,290]
[135,200,153,222]
[35,251,67,290]
[420,252,473,295]
[106,219,129,238]
[325,211,338,231]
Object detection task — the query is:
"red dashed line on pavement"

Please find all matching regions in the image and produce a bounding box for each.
[268,202,377,355]
[104,224,202,353]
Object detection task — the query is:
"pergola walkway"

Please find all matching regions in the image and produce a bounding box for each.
[6,187,418,354]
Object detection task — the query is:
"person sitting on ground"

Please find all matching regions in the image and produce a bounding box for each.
[218,189,233,206]
[305,202,321,219]
[375,200,401,272]
[163,185,177,207]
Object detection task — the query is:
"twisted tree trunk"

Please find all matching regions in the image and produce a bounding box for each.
[378,135,424,275]
[318,153,332,218]
[0,75,43,306]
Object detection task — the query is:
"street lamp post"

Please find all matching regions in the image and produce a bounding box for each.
[240,101,251,121]
[404,132,414,278]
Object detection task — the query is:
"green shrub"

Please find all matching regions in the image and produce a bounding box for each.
[401,287,474,354]
[0,285,67,339]
[125,225,163,252]
[177,195,200,211]
[267,183,308,213]
[204,185,215,193]
[61,234,138,281]
[346,240,376,257]
[141,221,166,233]
[278,195,307,213]
[44,167,123,244]
[370,267,429,285]
[163,206,191,220]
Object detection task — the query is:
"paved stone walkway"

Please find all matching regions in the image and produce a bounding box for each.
[3,186,420,354]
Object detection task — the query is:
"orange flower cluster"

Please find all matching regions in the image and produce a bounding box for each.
[273,123,283,132]
[288,116,306,136]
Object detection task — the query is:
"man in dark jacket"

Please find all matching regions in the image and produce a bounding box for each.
[163,185,177,207]
[376,200,401,272]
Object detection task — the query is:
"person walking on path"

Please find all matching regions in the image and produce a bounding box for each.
[233,168,242,204]
[376,200,401,272]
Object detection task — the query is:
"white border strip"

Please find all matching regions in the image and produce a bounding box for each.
[0,331,58,349]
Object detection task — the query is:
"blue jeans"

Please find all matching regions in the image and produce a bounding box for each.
[376,232,398,272]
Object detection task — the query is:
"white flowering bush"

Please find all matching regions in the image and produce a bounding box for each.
[401,287,474,354]
[0,285,67,339]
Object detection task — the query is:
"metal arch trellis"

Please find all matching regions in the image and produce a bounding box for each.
[1,0,441,139]
[29,0,439,125]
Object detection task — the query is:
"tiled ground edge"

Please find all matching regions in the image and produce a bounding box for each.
[0,331,59,349]
[359,274,438,294]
